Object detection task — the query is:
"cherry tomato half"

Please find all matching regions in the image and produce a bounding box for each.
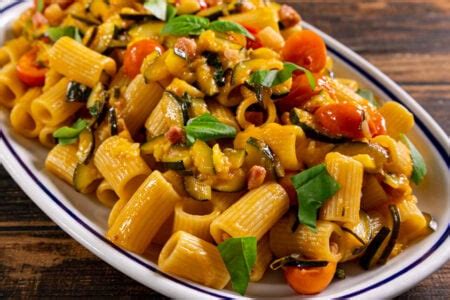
[241,24,263,49]
[123,39,164,79]
[314,103,364,139]
[367,109,386,137]
[281,30,327,73]
[284,262,337,295]
[276,73,320,112]
[16,47,48,87]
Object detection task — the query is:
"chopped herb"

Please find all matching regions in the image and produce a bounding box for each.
[335,266,346,279]
[400,134,427,184]
[185,113,236,145]
[218,237,257,295]
[290,164,340,230]
[209,20,254,40]
[248,62,315,90]
[53,119,89,145]
[46,26,83,43]
[36,0,44,13]
[357,88,379,107]
[144,0,167,21]
[161,15,210,36]
[166,4,177,21]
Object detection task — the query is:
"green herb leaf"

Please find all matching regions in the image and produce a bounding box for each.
[36,0,44,13]
[209,20,254,40]
[46,26,82,42]
[166,4,177,21]
[144,0,167,21]
[185,113,236,145]
[53,119,89,144]
[248,62,316,90]
[161,15,209,36]
[218,237,257,295]
[291,164,340,230]
[357,88,379,107]
[400,134,427,184]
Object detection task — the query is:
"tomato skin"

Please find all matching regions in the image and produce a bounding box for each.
[16,48,48,87]
[283,262,337,295]
[241,24,263,49]
[123,39,164,79]
[367,109,386,136]
[281,30,327,73]
[314,103,364,139]
[276,73,319,112]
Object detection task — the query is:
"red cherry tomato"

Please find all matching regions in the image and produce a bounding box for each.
[367,109,386,136]
[123,39,164,79]
[241,24,263,49]
[276,73,320,112]
[314,103,364,139]
[16,48,48,87]
[281,30,327,73]
[283,262,337,295]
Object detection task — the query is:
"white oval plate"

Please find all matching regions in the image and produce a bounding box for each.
[0,1,449,298]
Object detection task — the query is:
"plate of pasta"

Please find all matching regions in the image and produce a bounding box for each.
[0,0,448,298]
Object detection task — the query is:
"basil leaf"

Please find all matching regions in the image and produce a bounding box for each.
[185,113,236,145]
[47,26,81,42]
[53,119,89,144]
[357,88,379,107]
[166,4,177,21]
[161,15,209,36]
[248,63,316,90]
[144,0,167,21]
[218,237,257,295]
[400,134,427,185]
[36,0,44,13]
[209,20,254,40]
[291,164,340,230]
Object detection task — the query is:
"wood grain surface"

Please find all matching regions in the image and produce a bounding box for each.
[1,0,449,298]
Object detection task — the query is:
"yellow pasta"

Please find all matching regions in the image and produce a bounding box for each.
[10,88,43,138]
[0,63,26,108]
[49,37,116,87]
[396,196,428,244]
[43,69,63,92]
[236,96,278,129]
[94,136,151,200]
[207,100,240,131]
[121,75,164,134]
[361,174,389,210]
[210,182,289,243]
[158,231,230,289]
[38,124,59,148]
[45,143,78,184]
[96,180,119,208]
[372,135,413,176]
[269,212,344,262]
[31,78,83,126]
[0,36,30,67]
[107,171,181,253]
[210,191,244,212]
[379,101,414,139]
[320,152,364,225]
[250,235,273,282]
[108,198,126,228]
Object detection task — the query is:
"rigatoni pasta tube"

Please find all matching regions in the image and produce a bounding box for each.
[210,182,289,243]
[122,75,164,135]
[39,125,59,148]
[379,101,414,139]
[173,198,220,242]
[397,195,427,243]
[210,191,243,212]
[250,235,273,282]
[96,179,119,208]
[49,37,116,88]
[45,144,78,184]
[0,36,29,67]
[31,78,83,126]
[10,88,43,138]
[320,152,364,225]
[0,63,26,108]
[94,136,151,200]
[158,231,230,289]
[269,212,344,262]
[107,171,181,253]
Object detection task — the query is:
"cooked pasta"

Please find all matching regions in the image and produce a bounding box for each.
[0,0,432,295]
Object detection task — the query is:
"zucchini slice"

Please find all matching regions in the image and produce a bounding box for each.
[76,128,95,164]
[108,107,118,136]
[196,5,225,20]
[342,211,372,245]
[378,205,401,265]
[212,168,246,192]
[87,82,107,121]
[119,12,156,21]
[161,146,191,171]
[184,176,212,201]
[290,108,348,144]
[66,81,91,103]
[141,135,167,155]
[191,140,215,175]
[89,22,115,53]
[162,92,185,128]
[359,226,391,270]
[223,148,245,169]
[73,162,102,194]
[333,142,388,171]
[245,137,285,178]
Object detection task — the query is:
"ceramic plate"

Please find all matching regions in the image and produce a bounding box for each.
[0,1,449,298]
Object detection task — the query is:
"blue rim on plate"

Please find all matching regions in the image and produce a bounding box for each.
[0,1,448,298]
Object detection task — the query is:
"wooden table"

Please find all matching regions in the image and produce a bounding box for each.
[1,0,449,298]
